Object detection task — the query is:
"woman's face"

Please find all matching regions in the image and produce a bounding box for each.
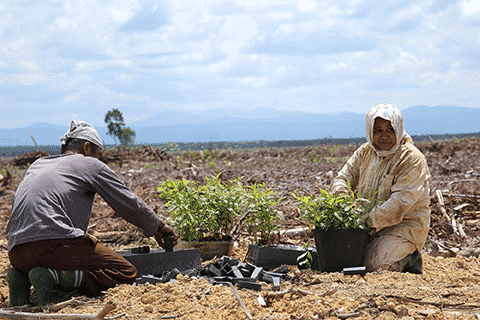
[372,117,396,151]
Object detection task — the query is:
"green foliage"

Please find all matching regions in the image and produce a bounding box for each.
[326,157,337,163]
[158,141,181,169]
[158,174,285,245]
[104,108,136,146]
[163,141,180,153]
[244,183,284,245]
[188,149,197,159]
[325,144,340,155]
[143,163,155,170]
[201,147,213,162]
[309,151,320,163]
[294,188,371,231]
[157,173,244,242]
[0,167,18,176]
[174,158,181,170]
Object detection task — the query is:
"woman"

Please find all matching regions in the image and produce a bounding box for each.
[331,103,430,273]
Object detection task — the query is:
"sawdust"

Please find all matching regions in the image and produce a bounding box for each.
[0,250,479,319]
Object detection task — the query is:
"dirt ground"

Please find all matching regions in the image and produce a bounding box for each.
[0,137,480,319]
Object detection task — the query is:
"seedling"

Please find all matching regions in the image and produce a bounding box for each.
[294,187,373,231]
[244,183,284,245]
[158,174,244,242]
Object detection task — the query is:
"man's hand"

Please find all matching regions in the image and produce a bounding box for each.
[154,223,178,250]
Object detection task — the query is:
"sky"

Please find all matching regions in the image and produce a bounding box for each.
[1,0,480,129]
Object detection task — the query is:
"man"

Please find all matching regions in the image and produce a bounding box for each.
[6,120,178,306]
[331,104,430,273]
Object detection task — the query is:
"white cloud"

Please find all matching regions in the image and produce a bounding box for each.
[419,71,458,86]
[55,18,78,30]
[461,0,480,15]
[265,11,295,22]
[10,38,27,51]
[272,19,323,38]
[74,60,133,72]
[239,76,269,87]
[299,0,316,12]
[10,74,46,86]
[372,51,430,75]
[324,61,349,72]
[390,4,423,22]
[1,0,480,129]
[61,94,79,104]
[21,60,39,71]
[108,3,141,24]
[345,0,362,15]
[218,15,258,53]
[236,0,292,10]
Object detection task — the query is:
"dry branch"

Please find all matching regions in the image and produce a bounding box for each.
[436,190,450,221]
[47,297,96,312]
[450,213,460,237]
[220,282,252,320]
[318,288,338,297]
[443,193,480,199]
[453,203,470,211]
[231,211,250,238]
[0,302,115,320]
[436,190,464,237]
[385,295,480,309]
[458,223,467,238]
[242,290,267,307]
[337,312,362,319]
[266,288,314,299]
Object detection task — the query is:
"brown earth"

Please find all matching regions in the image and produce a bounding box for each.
[0,138,479,319]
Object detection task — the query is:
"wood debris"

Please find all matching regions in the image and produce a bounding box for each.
[0,301,115,320]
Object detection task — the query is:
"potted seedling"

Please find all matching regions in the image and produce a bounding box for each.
[243,183,320,270]
[294,188,373,272]
[244,182,284,246]
[157,173,244,260]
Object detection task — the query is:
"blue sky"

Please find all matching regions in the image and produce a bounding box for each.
[1,0,480,129]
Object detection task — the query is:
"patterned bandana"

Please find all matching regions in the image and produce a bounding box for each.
[59,120,103,149]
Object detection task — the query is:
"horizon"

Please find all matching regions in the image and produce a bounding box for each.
[1,1,480,129]
[1,131,479,157]
[1,105,480,146]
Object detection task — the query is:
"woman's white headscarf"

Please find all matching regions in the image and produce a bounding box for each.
[366,103,410,157]
[59,120,103,149]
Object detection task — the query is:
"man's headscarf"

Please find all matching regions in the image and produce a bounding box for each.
[59,120,103,149]
[366,103,410,157]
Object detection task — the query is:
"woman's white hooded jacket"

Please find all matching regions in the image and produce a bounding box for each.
[331,104,431,251]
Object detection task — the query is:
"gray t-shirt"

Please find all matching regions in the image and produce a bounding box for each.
[6,153,162,252]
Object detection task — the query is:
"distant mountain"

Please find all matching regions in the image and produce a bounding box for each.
[402,106,480,136]
[0,123,116,147]
[133,107,309,128]
[1,106,479,146]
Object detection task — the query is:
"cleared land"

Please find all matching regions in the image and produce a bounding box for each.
[0,137,479,319]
